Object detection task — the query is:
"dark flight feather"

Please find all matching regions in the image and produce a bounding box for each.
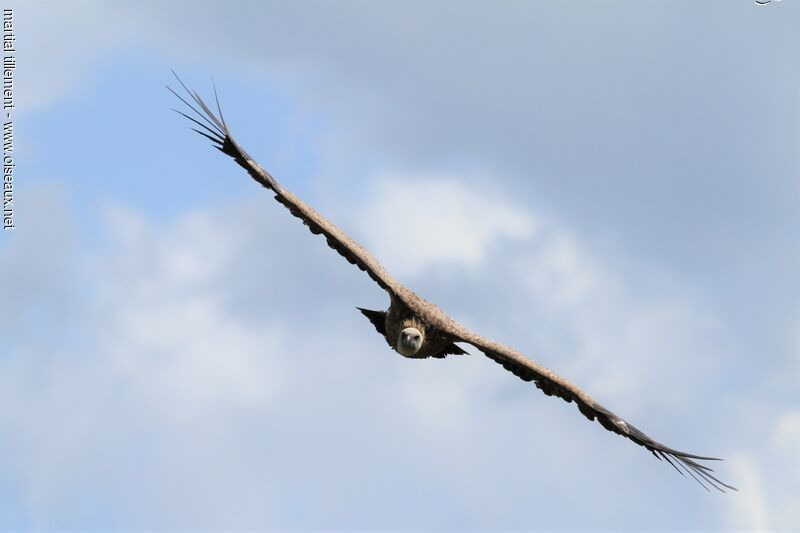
[357,307,387,335]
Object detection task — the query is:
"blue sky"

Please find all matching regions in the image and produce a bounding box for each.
[1,0,798,530]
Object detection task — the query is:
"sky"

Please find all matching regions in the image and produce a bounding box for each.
[0,0,798,530]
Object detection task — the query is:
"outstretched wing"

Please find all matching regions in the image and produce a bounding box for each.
[442,324,736,492]
[168,72,405,297]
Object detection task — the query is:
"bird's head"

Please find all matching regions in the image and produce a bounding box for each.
[397,327,423,357]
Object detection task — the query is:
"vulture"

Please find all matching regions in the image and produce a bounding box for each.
[169,73,735,493]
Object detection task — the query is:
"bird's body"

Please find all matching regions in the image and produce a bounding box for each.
[359,293,468,359]
[170,73,735,492]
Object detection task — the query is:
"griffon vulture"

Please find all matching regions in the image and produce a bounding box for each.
[169,73,735,492]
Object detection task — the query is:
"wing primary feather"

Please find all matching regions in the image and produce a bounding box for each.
[675,458,711,492]
[656,450,685,477]
[170,74,281,191]
[191,90,226,131]
[212,77,229,130]
[675,454,716,473]
[190,128,225,147]
[171,69,227,135]
[668,450,722,462]
[166,83,224,137]
[658,446,732,493]
[172,108,224,143]
[681,457,737,492]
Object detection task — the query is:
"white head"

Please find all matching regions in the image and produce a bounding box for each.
[397,327,423,357]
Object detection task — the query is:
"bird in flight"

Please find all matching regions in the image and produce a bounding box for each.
[169,72,735,493]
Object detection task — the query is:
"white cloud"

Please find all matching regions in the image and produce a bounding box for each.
[771,410,800,462]
[358,173,535,277]
[728,453,770,530]
[521,229,603,309]
[0,183,792,529]
[0,196,295,526]
[768,410,800,529]
[91,203,289,412]
[725,410,800,531]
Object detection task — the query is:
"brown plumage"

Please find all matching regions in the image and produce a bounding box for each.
[169,72,736,493]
